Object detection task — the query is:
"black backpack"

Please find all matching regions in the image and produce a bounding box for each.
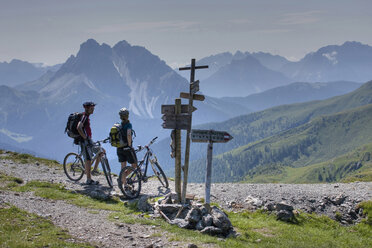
[65,112,82,138]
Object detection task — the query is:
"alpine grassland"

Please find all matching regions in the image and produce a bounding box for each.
[190,103,372,183]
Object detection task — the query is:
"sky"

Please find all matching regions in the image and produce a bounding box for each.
[1,0,372,67]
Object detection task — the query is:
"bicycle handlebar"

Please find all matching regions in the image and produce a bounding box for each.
[94,137,110,145]
[135,137,158,152]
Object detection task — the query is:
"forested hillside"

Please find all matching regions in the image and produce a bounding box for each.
[189,103,372,182]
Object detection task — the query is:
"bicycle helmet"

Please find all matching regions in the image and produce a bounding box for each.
[83,101,96,107]
[119,107,129,117]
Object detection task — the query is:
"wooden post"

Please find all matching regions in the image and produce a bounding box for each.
[175,98,182,202]
[179,59,208,204]
[181,59,195,204]
[204,141,213,212]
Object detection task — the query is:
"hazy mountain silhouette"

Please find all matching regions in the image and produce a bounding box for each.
[0,59,61,87]
[280,41,372,82]
[222,81,361,112]
[202,55,291,97]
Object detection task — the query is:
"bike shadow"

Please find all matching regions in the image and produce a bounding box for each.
[73,182,115,200]
[140,186,172,198]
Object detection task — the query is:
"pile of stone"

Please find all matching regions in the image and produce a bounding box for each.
[151,193,237,238]
[229,194,366,224]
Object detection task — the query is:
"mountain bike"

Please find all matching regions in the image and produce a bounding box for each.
[63,137,113,188]
[118,136,169,199]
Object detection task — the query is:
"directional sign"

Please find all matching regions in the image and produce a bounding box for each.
[191,129,233,143]
[180,92,205,101]
[161,104,197,115]
[162,114,191,130]
[190,80,200,95]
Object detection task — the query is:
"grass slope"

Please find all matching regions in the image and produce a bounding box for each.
[244,143,372,183]
[190,103,372,182]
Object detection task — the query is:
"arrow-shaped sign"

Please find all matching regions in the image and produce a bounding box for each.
[190,129,233,143]
[180,92,205,101]
[161,104,197,115]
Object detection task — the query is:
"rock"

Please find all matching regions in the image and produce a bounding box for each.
[90,190,109,200]
[195,220,205,231]
[276,210,294,222]
[188,244,198,248]
[226,229,239,238]
[199,205,208,216]
[245,195,264,207]
[203,214,213,227]
[200,226,223,236]
[170,218,192,229]
[137,196,153,212]
[186,207,201,224]
[211,207,232,231]
[264,202,276,211]
[275,202,294,212]
[330,194,346,205]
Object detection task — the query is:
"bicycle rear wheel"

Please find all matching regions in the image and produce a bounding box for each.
[118,166,141,199]
[63,152,84,181]
[151,161,169,188]
[101,156,113,188]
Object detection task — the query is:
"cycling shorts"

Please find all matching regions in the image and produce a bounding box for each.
[117,147,137,164]
[80,139,94,162]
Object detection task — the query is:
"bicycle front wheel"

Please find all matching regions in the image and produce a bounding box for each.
[118,166,141,199]
[63,152,84,181]
[101,156,113,188]
[151,161,169,188]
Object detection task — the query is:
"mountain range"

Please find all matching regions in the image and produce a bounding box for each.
[182,41,372,97]
[0,39,250,165]
[0,59,60,87]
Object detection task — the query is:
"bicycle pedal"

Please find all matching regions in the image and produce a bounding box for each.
[142,177,148,183]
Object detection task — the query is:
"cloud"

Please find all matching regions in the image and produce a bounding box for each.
[322,51,338,65]
[88,21,199,34]
[279,10,324,25]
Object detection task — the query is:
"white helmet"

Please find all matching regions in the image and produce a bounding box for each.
[119,107,129,117]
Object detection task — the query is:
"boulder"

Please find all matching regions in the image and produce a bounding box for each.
[245,195,264,208]
[170,218,192,229]
[195,220,205,231]
[200,226,223,236]
[276,210,294,222]
[211,206,232,231]
[186,207,201,224]
[330,194,346,206]
[137,195,153,212]
[275,202,294,211]
[202,214,213,227]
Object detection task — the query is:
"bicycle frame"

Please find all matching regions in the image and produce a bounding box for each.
[135,137,158,179]
[76,139,108,170]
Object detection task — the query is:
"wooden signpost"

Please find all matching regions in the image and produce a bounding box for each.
[161,58,208,203]
[178,59,208,204]
[191,129,233,211]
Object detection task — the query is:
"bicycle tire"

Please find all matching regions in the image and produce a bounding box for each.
[63,152,84,181]
[101,157,113,188]
[151,161,169,188]
[118,166,141,199]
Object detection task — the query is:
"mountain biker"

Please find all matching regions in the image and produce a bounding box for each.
[116,108,138,185]
[77,101,101,185]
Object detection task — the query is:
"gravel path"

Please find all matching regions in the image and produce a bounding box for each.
[0,156,195,248]
[1,154,372,247]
